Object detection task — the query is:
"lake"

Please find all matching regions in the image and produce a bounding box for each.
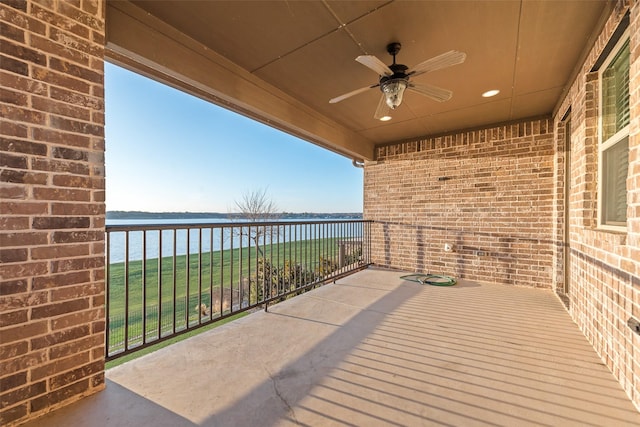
[105,217,362,263]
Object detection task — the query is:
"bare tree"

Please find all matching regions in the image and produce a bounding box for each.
[232,188,281,256]
[230,189,282,303]
[234,188,280,222]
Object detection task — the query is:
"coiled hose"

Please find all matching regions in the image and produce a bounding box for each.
[400,273,457,287]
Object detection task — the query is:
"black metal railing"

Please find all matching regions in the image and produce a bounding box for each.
[105,219,372,360]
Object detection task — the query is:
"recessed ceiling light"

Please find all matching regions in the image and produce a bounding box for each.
[379,116,392,121]
[482,89,500,98]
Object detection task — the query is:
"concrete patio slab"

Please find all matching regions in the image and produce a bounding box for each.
[23,268,640,426]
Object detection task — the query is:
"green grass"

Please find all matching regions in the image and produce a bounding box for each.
[106,237,344,356]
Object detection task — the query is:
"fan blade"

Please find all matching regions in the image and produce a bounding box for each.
[356,55,393,76]
[329,84,378,104]
[408,50,466,77]
[374,94,390,120]
[408,82,453,102]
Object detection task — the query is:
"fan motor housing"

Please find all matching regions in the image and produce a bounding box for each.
[379,63,409,87]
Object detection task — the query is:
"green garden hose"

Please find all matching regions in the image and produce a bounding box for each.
[400,273,457,287]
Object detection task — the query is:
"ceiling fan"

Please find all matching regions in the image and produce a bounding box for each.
[329,42,466,121]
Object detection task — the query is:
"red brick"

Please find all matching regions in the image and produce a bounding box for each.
[33,216,90,229]
[50,57,102,84]
[0,309,28,327]
[33,187,91,202]
[31,243,91,260]
[31,299,90,320]
[30,352,89,382]
[31,3,90,38]
[50,255,103,274]
[0,381,46,407]
[32,157,90,174]
[31,325,90,350]
[0,119,28,137]
[0,279,28,296]
[30,378,89,412]
[0,341,29,361]
[0,38,47,65]
[51,202,101,216]
[0,87,28,106]
[56,1,103,32]
[1,201,49,216]
[49,334,103,359]
[0,3,46,34]
[51,283,102,302]
[91,320,104,333]
[0,21,25,43]
[50,307,103,331]
[49,360,102,390]
[0,261,49,280]
[0,248,28,263]
[31,65,91,94]
[0,320,48,344]
[0,403,28,426]
[0,169,48,184]
[0,104,46,125]
[0,152,28,169]
[0,216,29,231]
[50,27,103,58]
[51,146,89,161]
[1,1,27,12]
[90,372,104,388]
[52,174,97,188]
[0,136,48,156]
[0,232,48,247]
[30,33,91,67]
[51,231,102,244]
[50,86,102,110]
[32,95,91,121]
[50,116,103,137]
[32,270,91,291]
[0,185,26,199]
[0,371,27,393]
[0,54,28,76]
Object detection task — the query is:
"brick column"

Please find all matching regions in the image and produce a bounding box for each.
[1,1,106,425]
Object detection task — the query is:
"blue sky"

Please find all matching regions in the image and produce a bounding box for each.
[104,63,363,213]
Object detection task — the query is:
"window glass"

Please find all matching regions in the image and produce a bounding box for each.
[599,35,629,229]
[601,136,628,225]
[601,40,630,142]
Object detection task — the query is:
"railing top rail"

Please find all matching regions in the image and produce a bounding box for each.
[106,219,372,232]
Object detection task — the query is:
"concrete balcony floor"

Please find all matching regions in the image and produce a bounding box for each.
[26,268,640,426]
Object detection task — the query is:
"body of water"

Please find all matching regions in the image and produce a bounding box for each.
[106,218,362,263]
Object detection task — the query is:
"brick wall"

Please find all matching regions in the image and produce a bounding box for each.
[0,1,106,425]
[365,118,556,288]
[553,0,640,409]
[364,0,640,410]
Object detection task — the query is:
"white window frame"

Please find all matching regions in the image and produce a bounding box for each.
[597,30,629,231]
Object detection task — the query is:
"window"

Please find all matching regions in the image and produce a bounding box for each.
[598,34,629,229]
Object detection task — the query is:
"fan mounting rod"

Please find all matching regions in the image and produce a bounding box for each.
[386,42,402,61]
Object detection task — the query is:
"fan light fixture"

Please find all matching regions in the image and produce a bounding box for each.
[381,78,408,109]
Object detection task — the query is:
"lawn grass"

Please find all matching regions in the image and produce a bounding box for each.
[106,237,343,355]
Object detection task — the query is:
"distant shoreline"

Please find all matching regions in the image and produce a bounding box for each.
[106,211,363,220]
